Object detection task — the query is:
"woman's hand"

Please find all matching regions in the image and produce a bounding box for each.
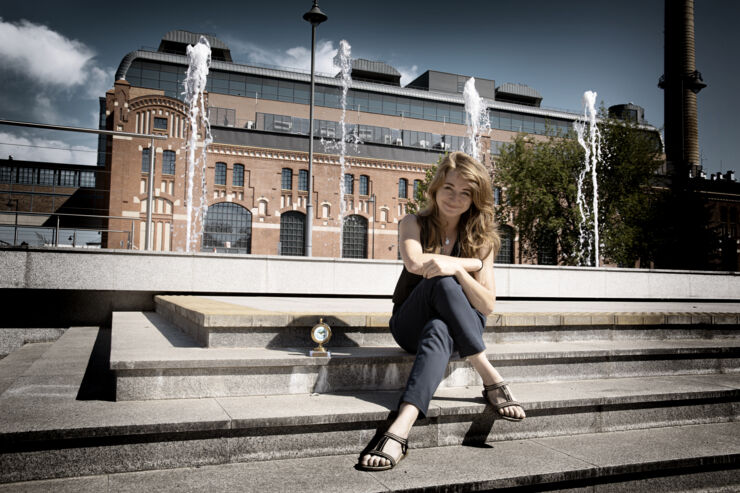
[420,257,461,278]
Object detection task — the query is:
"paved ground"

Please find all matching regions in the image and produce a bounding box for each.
[202,296,740,314]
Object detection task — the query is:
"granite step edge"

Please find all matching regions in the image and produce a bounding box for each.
[3,374,738,443]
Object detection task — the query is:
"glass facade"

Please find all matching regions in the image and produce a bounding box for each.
[343,215,368,259]
[125,59,575,137]
[279,211,305,256]
[0,166,95,188]
[201,202,252,254]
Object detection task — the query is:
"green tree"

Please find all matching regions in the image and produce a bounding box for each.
[495,114,664,266]
[406,155,443,215]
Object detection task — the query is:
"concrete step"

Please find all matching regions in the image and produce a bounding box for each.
[112,311,740,400]
[3,326,738,483]
[0,342,53,396]
[154,295,740,348]
[2,423,738,492]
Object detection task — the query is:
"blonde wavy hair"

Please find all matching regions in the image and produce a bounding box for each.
[417,151,500,259]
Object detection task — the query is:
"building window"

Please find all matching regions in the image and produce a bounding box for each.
[281,168,293,190]
[214,162,227,185]
[359,175,369,196]
[208,106,236,127]
[493,187,502,206]
[537,230,557,265]
[141,148,153,173]
[79,171,95,188]
[398,178,408,199]
[298,169,308,192]
[233,164,244,187]
[280,211,305,256]
[58,170,77,187]
[343,214,368,259]
[495,225,514,264]
[162,151,176,175]
[153,117,168,130]
[17,167,35,184]
[38,168,55,185]
[201,202,252,254]
[0,166,12,183]
[413,179,422,200]
[344,174,354,194]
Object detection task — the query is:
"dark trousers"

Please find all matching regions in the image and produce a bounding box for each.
[389,275,487,417]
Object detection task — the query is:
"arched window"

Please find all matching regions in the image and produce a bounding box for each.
[162,151,176,175]
[343,214,368,259]
[214,162,227,185]
[280,211,305,256]
[281,168,293,190]
[233,164,244,187]
[344,173,354,194]
[201,202,252,254]
[398,178,408,199]
[413,179,422,200]
[495,225,514,264]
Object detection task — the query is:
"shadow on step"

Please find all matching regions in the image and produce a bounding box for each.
[76,327,115,401]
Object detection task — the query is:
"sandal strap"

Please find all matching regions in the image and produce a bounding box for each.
[383,431,408,453]
[483,381,508,392]
[483,381,522,410]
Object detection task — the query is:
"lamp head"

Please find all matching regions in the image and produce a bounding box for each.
[303,1,327,26]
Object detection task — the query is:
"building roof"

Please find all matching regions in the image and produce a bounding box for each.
[496,82,542,100]
[351,59,401,77]
[160,30,230,51]
[115,50,623,124]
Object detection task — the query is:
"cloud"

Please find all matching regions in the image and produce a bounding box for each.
[0,18,94,87]
[226,38,339,76]
[0,132,97,165]
[397,65,420,86]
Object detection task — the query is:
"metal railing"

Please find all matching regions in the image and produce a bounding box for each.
[0,211,141,250]
[0,118,167,251]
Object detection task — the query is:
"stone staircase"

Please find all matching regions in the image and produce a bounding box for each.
[0,295,738,491]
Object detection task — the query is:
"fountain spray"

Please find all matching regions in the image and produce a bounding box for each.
[573,91,602,267]
[183,36,212,252]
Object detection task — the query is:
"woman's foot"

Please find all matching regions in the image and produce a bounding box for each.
[483,381,526,421]
[467,351,526,421]
[359,403,418,469]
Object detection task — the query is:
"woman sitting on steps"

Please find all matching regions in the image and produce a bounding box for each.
[358,151,526,471]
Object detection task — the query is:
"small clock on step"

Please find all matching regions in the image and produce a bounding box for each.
[310,318,332,357]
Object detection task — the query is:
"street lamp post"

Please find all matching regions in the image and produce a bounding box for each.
[303,1,327,257]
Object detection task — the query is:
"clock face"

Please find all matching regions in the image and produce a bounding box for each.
[311,322,332,344]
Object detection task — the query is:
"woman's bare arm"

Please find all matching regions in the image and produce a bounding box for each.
[399,215,496,314]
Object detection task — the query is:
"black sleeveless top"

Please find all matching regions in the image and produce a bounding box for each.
[391,227,461,307]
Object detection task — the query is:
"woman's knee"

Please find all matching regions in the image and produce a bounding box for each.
[418,319,454,353]
[430,275,464,300]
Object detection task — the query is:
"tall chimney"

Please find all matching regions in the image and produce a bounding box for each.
[659,0,706,187]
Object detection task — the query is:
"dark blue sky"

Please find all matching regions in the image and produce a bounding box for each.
[0,0,737,175]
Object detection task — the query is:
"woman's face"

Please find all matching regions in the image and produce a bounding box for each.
[435,169,473,221]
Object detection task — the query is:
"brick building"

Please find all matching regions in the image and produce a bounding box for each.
[100,30,587,260]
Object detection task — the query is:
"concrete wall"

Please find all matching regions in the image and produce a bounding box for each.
[2,247,739,300]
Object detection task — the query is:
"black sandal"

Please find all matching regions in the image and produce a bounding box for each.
[357,431,408,471]
[482,381,525,422]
